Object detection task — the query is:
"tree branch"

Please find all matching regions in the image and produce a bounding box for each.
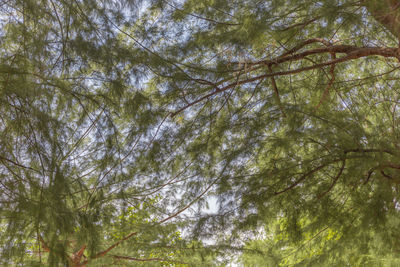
[317,158,346,199]
[72,245,86,265]
[112,255,187,264]
[315,52,336,110]
[172,46,400,116]
[0,155,40,172]
[279,17,320,32]
[38,235,50,253]
[280,38,332,58]
[268,64,286,117]
[344,148,395,156]
[81,232,137,266]
[274,162,332,195]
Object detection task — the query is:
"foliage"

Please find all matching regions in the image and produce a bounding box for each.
[1,0,400,266]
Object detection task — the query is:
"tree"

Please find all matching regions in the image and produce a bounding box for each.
[0,0,215,265]
[1,0,400,266]
[143,0,400,265]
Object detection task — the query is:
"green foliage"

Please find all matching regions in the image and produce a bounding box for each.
[2,0,400,266]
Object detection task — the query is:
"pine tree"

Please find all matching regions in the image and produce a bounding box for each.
[0,0,213,265]
[144,0,400,265]
[1,0,400,266]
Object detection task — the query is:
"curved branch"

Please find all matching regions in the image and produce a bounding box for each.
[0,155,40,172]
[172,46,400,116]
[280,38,332,58]
[274,163,330,195]
[81,232,137,266]
[317,158,346,199]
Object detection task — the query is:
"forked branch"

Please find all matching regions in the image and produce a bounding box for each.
[172,43,400,117]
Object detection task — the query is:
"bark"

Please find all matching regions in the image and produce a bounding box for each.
[362,0,400,39]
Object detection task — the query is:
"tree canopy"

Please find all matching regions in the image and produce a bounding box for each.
[1,0,400,266]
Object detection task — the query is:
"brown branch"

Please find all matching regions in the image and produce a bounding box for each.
[72,245,86,265]
[237,44,356,68]
[95,232,137,259]
[274,154,368,195]
[165,1,239,26]
[364,162,400,184]
[317,158,346,199]
[274,163,331,195]
[83,166,228,265]
[258,45,396,67]
[38,235,74,265]
[113,255,187,264]
[342,148,397,185]
[380,170,393,180]
[276,146,391,196]
[344,148,395,156]
[279,17,320,32]
[38,235,50,253]
[158,174,220,224]
[364,166,379,184]
[381,163,400,170]
[280,38,332,58]
[0,155,40,172]
[172,46,400,117]
[81,232,138,266]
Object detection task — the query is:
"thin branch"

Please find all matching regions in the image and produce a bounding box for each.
[268,64,286,117]
[38,235,50,253]
[84,232,137,263]
[275,163,331,195]
[274,155,367,195]
[280,38,332,58]
[72,245,86,265]
[38,235,73,263]
[158,175,219,224]
[0,155,39,172]
[315,52,336,110]
[81,164,228,265]
[158,163,229,224]
[256,45,397,67]
[364,166,378,184]
[317,158,346,199]
[381,170,394,180]
[61,109,104,162]
[279,17,320,31]
[165,0,239,26]
[344,148,395,155]
[112,255,187,264]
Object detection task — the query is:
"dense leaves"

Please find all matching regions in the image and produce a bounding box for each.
[1,0,400,266]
